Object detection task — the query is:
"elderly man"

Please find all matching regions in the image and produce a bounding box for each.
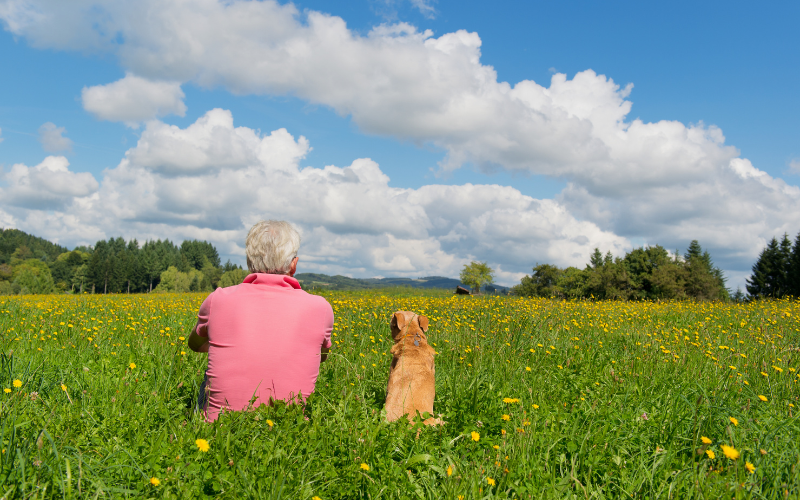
[188,220,333,422]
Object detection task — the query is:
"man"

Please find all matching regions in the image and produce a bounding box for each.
[188,220,333,421]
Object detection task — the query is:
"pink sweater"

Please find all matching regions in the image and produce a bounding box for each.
[195,273,333,421]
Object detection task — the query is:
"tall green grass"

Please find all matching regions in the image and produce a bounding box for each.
[0,293,798,499]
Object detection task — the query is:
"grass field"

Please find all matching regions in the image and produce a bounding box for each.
[1,291,798,499]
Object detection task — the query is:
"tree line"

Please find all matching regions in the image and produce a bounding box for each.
[511,241,729,300]
[0,229,246,295]
[745,232,800,299]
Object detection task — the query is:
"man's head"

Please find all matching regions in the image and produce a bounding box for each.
[245,220,300,275]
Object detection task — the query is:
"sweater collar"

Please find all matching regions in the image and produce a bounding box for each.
[243,273,302,289]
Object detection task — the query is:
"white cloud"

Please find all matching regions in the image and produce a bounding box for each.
[410,0,436,18]
[0,156,99,210]
[82,73,186,125]
[789,158,800,175]
[0,110,628,283]
[2,2,799,285]
[37,122,73,152]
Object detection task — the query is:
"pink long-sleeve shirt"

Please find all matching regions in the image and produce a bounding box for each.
[195,273,333,421]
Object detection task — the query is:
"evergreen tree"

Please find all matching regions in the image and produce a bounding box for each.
[746,237,783,298]
[789,232,800,298]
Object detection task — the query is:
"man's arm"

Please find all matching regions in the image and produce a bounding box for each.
[188,324,209,353]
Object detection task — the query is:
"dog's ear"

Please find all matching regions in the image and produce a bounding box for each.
[418,315,429,332]
[391,311,407,332]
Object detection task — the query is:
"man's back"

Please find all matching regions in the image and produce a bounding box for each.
[196,273,333,421]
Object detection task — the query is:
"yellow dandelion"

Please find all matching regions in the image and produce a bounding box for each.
[266,419,274,427]
[773,365,783,373]
[487,477,496,486]
[12,379,22,388]
[471,431,480,442]
[745,462,755,474]
[701,436,712,445]
[446,465,453,476]
[721,445,740,460]
[706,449,715,459]
[313,497,322,500]
[502,414,510,421]
[758,395,768,402]
[502,397,519,403]
[532,404,539,409]
[525,366,531,372]
[150,477,160,486]
[61,384,67,391]
[729,417,738,426]
[360,463,370,471]
[195,439,210,452]
[129,363,136,369]
[3,388,10,394]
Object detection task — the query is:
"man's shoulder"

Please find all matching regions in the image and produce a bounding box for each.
[296,290,333,310]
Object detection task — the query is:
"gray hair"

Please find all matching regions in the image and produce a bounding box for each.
[245,220,300,274]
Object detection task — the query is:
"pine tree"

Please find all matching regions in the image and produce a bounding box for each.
[746,237,783,298]
[788,231,800,298]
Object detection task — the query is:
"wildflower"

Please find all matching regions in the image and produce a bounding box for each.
[721,445,740,460]
[471,431,480,442]
[729,417,738,426]
[195,439,210,452]
[760,371,768,377]
[312,497,322,500]
[745,462,755,474]
[758,395,768,402]
[525,367,531,372]
[129,363,136,370]
[61,384,67,391]
[360,463,370,471]
[3,388,9,394]
[773,365,783,373]
[493,445,499,450]
[502,397,519,403]
[12,380,22,388]
[150,477,160,486]
[487,477,495,486]
[446,465,453,476]
[701,436,712,445]
[502,414,510,421]
[266,419,274,427]
[532,404,539,409]
[706,449,715,459]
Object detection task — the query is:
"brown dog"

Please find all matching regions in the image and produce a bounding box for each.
[385,311,441,425]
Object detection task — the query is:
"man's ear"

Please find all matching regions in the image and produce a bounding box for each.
[391,311,407,332]
[418,315,429,332]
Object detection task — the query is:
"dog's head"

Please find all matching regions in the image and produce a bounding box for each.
[390,310,429,343]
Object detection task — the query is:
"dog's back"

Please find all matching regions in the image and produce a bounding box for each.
[385,311,440,425]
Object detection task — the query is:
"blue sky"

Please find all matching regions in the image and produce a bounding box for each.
[1,0,798,287]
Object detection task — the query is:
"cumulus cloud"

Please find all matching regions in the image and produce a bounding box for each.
[0,156,99,210]
[82,73,186,125]
[2,1,799,282]
[37,122,73,152]
[0,110,628,282]
[789,158,800,175]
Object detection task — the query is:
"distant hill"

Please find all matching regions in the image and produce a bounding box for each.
[295,273,509,293]
[0,228,69,264]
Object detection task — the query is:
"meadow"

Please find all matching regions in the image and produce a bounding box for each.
[0,290,798,499]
